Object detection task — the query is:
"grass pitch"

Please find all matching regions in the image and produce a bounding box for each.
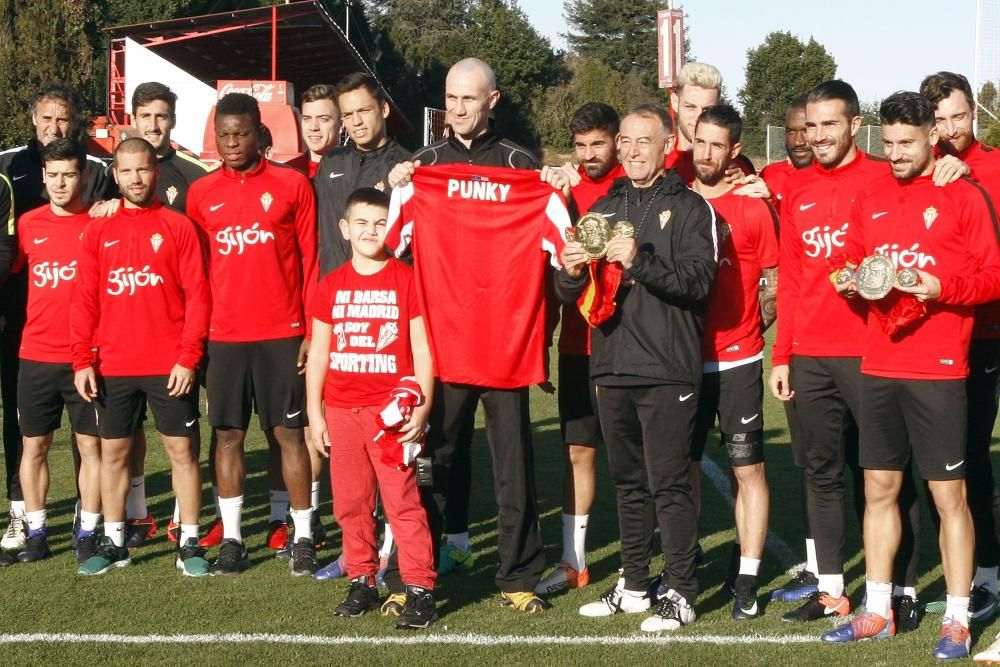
[1,340,997,665]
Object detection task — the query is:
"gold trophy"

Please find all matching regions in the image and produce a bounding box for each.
[566,213,635,260]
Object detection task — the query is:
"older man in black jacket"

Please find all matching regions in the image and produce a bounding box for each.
[557,103,718,632]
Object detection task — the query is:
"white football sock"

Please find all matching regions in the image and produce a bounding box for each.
[269,489,289,523]
[289,507,312,542]
[805,538,818,575]
[25,509,46,532]
[79,511,101,534]
[218,495,243,543]
[173,500,180,524]
[945,594,971,628]
[817,573,845,599]
[865,580,892,619]
[893,584,917,599]
[10,500,25,517]
[311,481,320,512]
[379,523,394,557]
[739,557,761,577]
[975,566,999,595]
[179,524,199,545]
[446,531,470,552]
[560,513,589,572]
[105,521,126,548]
[126,476,147,520]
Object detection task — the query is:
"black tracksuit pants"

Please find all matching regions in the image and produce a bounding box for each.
[595,382,699,604]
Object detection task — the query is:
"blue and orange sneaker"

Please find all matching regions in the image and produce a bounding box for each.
[822,611,896,643]
[933,619,970,660]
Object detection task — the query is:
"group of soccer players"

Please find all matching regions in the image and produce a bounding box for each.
[2,52,1000,657]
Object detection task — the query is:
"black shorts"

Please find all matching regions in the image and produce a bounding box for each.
[16,360,98,437]
[97,375,199,439]
[558,354,602,446]
[691,360,764,466]
[859,374,967,481]
[205,337,306,430]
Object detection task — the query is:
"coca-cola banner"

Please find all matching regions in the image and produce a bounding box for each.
[216,80,294,106]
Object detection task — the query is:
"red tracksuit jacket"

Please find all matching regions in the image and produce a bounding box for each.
[186,159,318,342]
[70,201,210,375]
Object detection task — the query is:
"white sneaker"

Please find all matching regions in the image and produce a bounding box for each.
[579,576,650,617]
[1,511,26,551]
[640,588,696,632]
[974,632,1000,662]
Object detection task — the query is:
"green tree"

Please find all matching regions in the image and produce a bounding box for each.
[532,55,653,151]
[465,0,566,148]
[978,82,1000,148]
[738,31,836,154]
[563,0,666,91]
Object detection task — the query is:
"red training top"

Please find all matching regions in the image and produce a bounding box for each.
[760,159,799,214]
[187,159,318,342]
[773,151,886,366]
[308,159,320,180]
[955,141,1000,340]
[310,258,420,408]
[702,188,780,363]
[70,201,210,376]
[385,164,570,389]
[559,162,626,356]
[846,173,1000,379]
[17,207,90,363]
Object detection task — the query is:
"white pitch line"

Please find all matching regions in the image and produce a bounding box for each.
[0,632,820,646]
[700,453,802,572]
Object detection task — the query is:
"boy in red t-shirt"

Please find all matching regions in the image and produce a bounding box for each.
[306,187,437,629]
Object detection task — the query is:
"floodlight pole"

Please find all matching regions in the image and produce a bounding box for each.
[271,5,278,80]
[975,0,982,136]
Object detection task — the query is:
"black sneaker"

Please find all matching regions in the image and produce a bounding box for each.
[892,594,921,633]
[782,590,851,622]
[17,529,50,563]
[210,538,249,576]
[732,574,761,620]
[395,584,439,630]
[0,550,15,567]
[770,569,820,602]
[312,514,327,550]
[972,584,1000,623]
[75,532,98,564]
[289,537,319,577]
[335,576,380,617]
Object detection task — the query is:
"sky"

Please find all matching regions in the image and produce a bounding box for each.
[521,1,981,106]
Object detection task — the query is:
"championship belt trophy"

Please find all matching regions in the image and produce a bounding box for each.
[565,212,635,257]
[834,255,921,300]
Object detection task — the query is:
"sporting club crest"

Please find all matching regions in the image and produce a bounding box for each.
[165,185,178,206]
[150,233,163,253]
[376,322,399,352]
[659,210,672,229]
[260,192,274,213]
[923,206,938,230]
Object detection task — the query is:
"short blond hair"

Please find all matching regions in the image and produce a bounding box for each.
[676,62,722,94]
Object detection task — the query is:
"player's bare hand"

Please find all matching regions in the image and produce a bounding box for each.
[297,338,310,375]
[722,163,744,184]
[733,174,772,199]
[560,162,583,188]
[308,412,331,458]
[540,164,572,199]
[932,155,970,186]
[88,199,120,218]
[167,364,195,397]
[74,367,98,402]
[769,364,794,401]
[398,406,429,445]
[606,236,638,270]
[560,240,589,278]
[896,268,941,301]
[388,160,420,188]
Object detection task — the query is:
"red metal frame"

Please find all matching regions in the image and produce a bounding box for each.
[107,38,128,127]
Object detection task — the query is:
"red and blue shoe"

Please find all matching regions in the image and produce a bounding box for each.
[933,619,970,660]
[821,611,896,643]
